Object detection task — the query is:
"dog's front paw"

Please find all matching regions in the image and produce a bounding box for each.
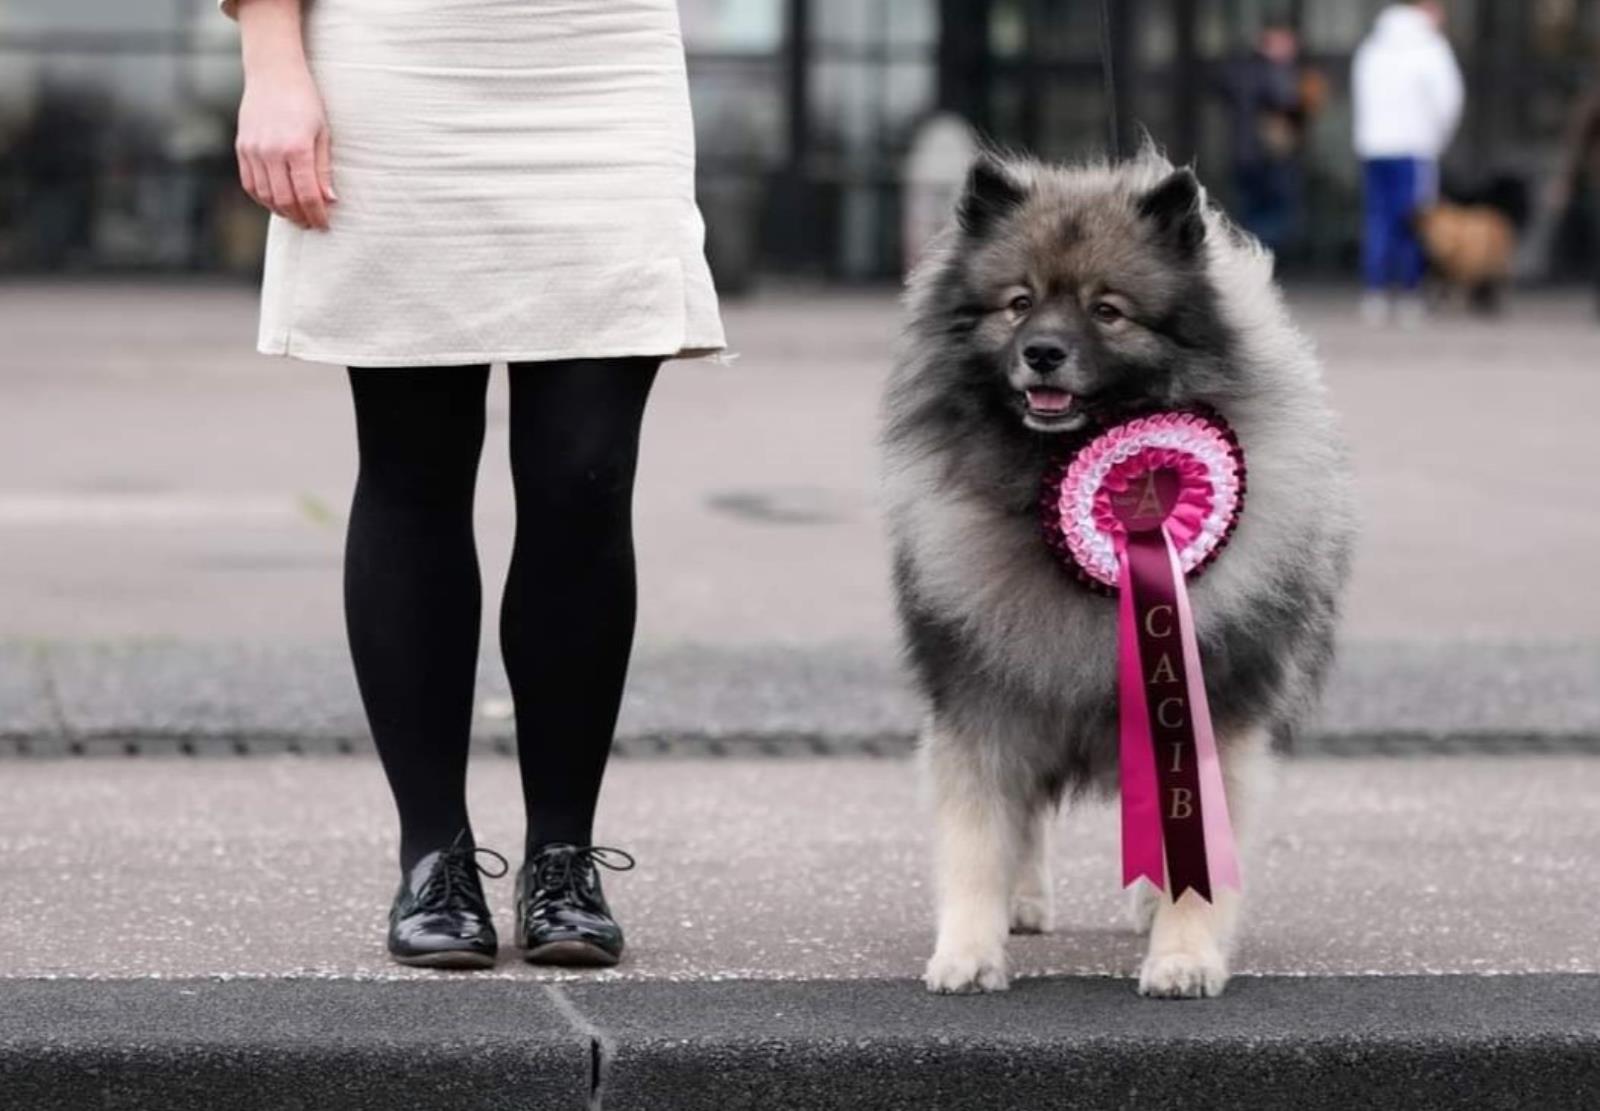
[1009,894,1054,935]
[924,943,1009,994]
[1138,946,1229,999]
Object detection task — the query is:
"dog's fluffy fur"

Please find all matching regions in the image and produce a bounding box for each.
[1416,202,1516,314]
[882,147,1355,998]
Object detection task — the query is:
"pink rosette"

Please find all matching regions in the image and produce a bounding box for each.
[1040,409,1245,592]
[1039,409,1246,904]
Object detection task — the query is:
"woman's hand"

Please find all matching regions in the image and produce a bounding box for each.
[233,0,336,230]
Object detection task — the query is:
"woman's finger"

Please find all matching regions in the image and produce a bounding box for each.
[241,148,270,213]
[238,147,264,210]
[289,146,330,230]
[236,147,258,201]
[315,129,338,203]
[265,155,308,228]
[246,150,278,215]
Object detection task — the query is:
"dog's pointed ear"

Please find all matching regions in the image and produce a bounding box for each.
[1138,168,1206,255]
[957,156,1028,237]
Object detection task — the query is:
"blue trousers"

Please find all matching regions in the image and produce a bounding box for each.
[1362,157,1434,291]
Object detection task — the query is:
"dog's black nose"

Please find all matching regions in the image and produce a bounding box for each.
[1022,341,1069,372]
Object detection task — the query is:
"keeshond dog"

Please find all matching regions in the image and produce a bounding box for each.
[882,148,1354,998]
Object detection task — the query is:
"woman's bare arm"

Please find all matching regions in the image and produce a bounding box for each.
[233,0,335,230]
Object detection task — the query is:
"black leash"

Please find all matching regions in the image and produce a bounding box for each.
[1098,0,1120,158]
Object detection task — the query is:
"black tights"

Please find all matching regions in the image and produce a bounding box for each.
[344,358,658,870]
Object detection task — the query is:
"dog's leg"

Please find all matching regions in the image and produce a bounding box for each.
[1009,802,1055,934]
[1125,879,1160,935]
[1138,727,1268,999]
[923,723,1028,993]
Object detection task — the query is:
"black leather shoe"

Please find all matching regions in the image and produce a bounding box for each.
[515,844,636,967]
[387,833,508,970]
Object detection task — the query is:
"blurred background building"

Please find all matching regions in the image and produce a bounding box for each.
[1,0,1596,285]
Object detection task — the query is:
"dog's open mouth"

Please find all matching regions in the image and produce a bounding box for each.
[1022,387,1084,431]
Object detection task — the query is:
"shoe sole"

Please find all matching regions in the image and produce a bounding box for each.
[521,940,620,968]
[390,949,497,971]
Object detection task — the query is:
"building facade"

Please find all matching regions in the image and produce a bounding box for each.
[1,0,1596,279]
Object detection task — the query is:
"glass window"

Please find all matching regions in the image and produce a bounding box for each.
[1139,4,1177,66]
[0,50,200,267]
[187,49,242,110]
[808,0,936,163]
[813,0,934,51]
[883,61,936,149]
[687,64,787,169]
[0,0,179,33]
[187,0,241,47]
[988,0,1027,59]
[1038,78,1111,161]
[813,0,874,48]
[1194,0,1237,58]
[679,0,785,53]
[1301,0,1388,54]
[809,59,875,161]
[1035,3,1102,61]
[986,74,1028,147]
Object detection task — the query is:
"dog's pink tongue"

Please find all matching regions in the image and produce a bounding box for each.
[1026,387,1074,414]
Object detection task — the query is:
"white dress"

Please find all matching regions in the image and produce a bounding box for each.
[220,0,724,367]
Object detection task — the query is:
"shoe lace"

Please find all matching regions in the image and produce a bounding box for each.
[534,845,636,894]
[417,833,509,913]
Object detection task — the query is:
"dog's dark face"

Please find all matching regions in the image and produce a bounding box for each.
[933,158,1237,436]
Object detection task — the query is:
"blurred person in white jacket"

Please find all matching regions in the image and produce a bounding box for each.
[1352,1,1464,323]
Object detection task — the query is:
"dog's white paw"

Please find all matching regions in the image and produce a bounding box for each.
[1009,895,1053,935]
[924,944,1009,994]
[1125,883,1159,935]
[1137,946,1229,999]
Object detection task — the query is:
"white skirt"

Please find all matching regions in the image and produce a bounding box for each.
[229,0,724,367]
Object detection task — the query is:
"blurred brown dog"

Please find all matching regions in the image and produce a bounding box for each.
[1415,202,1515,314]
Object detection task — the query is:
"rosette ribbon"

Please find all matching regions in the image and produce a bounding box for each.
[1041,411,1246,903]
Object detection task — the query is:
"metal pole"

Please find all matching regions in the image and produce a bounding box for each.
[937,0,989,130]
[776,0,813,269]
[1099,0,1120,156]
[1173,0,1201,164]
[1098,0,1139,159]
[785,0,811,182]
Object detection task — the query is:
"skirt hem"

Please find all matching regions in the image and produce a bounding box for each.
[256,336,728,368]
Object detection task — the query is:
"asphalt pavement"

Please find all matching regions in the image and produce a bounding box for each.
[3,281,1599,645]
[4,756,1597,980]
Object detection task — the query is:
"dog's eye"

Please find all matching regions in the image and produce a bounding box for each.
[1007,294,1034,315]
[1090,301,1123,324]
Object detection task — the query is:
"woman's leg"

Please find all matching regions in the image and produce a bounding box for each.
[346,364,490,871]
[501,357,660,854]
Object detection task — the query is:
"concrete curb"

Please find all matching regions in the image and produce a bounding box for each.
[4,977,1598,1109]
[3,640,1598,757]
[0,980,586,1110]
